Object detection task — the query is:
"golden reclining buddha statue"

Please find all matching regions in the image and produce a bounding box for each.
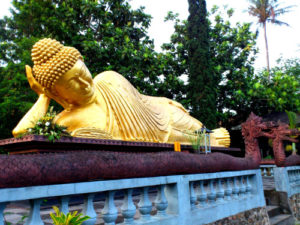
[13,38,230,147]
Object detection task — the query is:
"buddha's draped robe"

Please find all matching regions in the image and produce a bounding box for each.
[93,71,203,143]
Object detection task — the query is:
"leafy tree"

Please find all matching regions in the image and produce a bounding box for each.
[0,0,173,139]
[186,0,216,129]
[210,7,258,127]
[162,7,258,128]
[248,58,300,115]
[247,0,294,73]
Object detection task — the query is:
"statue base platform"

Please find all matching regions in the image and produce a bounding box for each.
[0,136,254,188]
[0,135,242,156]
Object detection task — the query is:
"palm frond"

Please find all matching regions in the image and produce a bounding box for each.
[273,5,296,15]
[267,19,290,26]
[247,0,294,26]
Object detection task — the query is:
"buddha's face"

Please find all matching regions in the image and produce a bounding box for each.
[54,60,95,106]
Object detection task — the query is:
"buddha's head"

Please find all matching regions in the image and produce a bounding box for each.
[31,38,95,107]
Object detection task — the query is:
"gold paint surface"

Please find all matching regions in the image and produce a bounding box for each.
[13,39,230,147]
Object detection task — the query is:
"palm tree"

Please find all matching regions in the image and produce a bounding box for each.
[248,0,294,74]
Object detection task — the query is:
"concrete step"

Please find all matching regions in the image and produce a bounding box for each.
[270,214,294,225]
[267,205,281,218]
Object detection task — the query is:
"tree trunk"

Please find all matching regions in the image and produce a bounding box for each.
[263,22,270,76]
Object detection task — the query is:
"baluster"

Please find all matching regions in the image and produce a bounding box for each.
[59,196,70,215]
[25,199,44,225]
[239,177,246,198]
[270,167,274,177]
[246,176,252,197]
[207,180,216,204]
[121,189,136,224]
[82,194,97,225]
[292,171,296,184]
[263,168,267,176]
[0,202,6,225]
[224,178,232,200]
[138,187,152,221]
[290,171,295,185]
[288,171,292,184]
[197,180,207,207]
[232,177,239,199]
[190,182,197,210]
[102,191,118,225]
[154,185,168,217]
[293,171,296,183]
[216,179,225,203]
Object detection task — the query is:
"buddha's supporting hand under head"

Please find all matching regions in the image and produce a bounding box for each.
[25,65,44,96]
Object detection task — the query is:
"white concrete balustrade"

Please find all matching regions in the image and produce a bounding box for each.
[0,169,265,225]
[274,166,300,197]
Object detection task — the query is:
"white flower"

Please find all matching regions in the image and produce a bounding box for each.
[45,122,51,126]
[37,122,42,126]
[28,128,32,132]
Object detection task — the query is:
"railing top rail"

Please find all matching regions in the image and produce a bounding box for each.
[0,176,177,202]
[260,165,276,168]
[0,169,259,203]
[285,166,300,171]
[185,169,257,181]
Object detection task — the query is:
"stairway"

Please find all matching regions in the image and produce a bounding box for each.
[267,205,294,225]
[264,189,295,225]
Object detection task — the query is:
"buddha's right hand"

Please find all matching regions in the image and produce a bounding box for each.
[26,65,44,96]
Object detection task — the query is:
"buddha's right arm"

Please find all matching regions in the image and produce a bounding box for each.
[12,94,50,137]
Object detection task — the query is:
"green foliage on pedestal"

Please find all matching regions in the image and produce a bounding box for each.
[186,0,216,129]
[184,129,207,153]
[24,107,70,142]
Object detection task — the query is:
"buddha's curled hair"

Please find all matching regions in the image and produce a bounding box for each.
[31,38,83,89]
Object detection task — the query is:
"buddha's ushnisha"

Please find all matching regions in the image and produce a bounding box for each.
[13,38,230,147]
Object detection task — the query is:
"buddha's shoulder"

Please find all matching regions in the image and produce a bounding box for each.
[94,71,124,81]
[93,70,133,88]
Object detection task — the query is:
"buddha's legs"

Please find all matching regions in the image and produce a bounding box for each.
[166,103,203,144]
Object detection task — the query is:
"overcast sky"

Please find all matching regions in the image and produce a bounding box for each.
[1,0,299,71]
